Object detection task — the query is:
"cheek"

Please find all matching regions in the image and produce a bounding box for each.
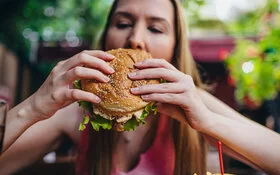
[105,28,127,50]
[148,36,175,62]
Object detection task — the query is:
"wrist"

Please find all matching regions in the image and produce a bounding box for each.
[198,109,220,134]
[20,94,51,122]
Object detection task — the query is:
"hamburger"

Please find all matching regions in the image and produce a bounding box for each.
[74,48,159,131]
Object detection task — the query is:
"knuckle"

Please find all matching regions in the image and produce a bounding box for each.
[164,94,173,102]
[81,50,88,55]
[73,67,82,76]
[78,53,87,62]
[185,74,193,82]
[51,62,63,75]
[56,60,64,67]
[71,89,79,99]
[51,91,60,102]
[50,68,57,76]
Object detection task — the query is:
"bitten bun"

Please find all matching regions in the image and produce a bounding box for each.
[81,48,159,131]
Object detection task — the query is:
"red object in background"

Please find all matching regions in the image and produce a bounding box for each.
[243,95,260,110]
[190,37,235,62]
[217,141,224,175]
[218,48,230,61]
[227,75,235,86]
[190,37,238,109]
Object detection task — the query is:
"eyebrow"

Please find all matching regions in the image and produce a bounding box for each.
[113,11,171,29]
[113,11,134,20]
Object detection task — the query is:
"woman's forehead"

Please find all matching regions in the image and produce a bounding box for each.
[115,0,174,23]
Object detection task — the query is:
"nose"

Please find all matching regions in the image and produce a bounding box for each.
[127,25,146,50]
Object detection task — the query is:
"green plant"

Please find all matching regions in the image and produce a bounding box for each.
[224,29,280,108]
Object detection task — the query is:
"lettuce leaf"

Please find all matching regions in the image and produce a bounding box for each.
[74,79,157,132]
[90,114,113,131]
[73,79,81,89]
[79,114,90,131]
[123,103,157,131]
[124,117,140,131]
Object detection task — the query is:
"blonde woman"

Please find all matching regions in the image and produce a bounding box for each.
[1,0,280,175]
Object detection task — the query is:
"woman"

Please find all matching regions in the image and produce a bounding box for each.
[1,0,280,175]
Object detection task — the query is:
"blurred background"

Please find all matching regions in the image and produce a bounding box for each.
[1,0,280,174]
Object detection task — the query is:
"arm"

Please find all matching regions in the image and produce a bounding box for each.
[128,58,280,175]
[0,103,81,175]
[2,50,115,152]
[199,90,280,175]
[3,94,48,152]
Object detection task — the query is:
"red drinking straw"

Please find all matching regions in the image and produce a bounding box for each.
[217,141,224,175]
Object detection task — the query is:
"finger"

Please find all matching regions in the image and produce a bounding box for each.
[61,52,115,74]
[130,83,185,95]
[60,66,110,84]
[64,89,101,104]
[141,93,184,106]
[82,50,115,60]
[128,68,183,82]
[134,58,177,71]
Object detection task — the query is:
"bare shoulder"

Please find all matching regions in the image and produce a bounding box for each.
[51,102,83,144]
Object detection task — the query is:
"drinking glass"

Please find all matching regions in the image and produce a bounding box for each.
[0,99,7,153]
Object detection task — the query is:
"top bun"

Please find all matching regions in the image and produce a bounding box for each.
[81,48,159,121]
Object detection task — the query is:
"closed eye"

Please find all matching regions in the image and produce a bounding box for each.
[148,27,163,34]
[116,23,133,29]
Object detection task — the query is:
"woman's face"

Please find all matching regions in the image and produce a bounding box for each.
[105,0,176,62]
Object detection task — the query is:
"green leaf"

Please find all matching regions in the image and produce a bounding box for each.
[78,101,92,112]
[73,79,81,90]
[79,115,90,131]
[124,103,158,131]
[90,114,113,131]
[124,117,140,131]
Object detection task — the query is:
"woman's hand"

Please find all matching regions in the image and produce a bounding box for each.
[129,58,211,131]
[30,50,115,120]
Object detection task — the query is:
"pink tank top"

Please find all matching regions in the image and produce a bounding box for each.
[76,115,175,175]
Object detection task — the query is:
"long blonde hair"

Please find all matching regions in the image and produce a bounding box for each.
[86,0,206,174]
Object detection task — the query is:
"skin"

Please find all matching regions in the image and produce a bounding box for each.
[1,0,280,174]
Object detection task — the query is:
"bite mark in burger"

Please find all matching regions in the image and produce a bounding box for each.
[74,48,159,132]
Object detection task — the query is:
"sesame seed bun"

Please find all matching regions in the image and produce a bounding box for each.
[81,48,159,131]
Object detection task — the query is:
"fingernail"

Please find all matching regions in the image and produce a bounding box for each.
[95,96,101,103]
[131,87,139,92]
[141,95,149,100]
[109,67,115,73]
[128,72,136,77]
[135,61,143,66]
[104,76,110,82]
[106,53,115,59]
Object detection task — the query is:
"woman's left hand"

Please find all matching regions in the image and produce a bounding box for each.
[128,58,211,131]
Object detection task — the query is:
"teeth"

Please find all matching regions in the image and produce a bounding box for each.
[116,114,133,123]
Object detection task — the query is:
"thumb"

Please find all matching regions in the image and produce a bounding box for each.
[156,103,186,124]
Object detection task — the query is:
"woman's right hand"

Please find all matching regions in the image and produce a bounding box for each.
[30,50,115,120]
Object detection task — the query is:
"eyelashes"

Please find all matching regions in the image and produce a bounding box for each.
[116,23,132,29]
[116,23,163,34]
[148,26,163,34]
